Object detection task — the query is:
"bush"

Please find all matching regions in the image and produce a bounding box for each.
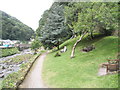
[31,39,41,50]
[1,48,19,57]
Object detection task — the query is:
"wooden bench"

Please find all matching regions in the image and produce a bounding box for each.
[106,59,119,72]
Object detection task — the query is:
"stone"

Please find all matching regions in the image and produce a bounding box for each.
[2,69,8,73]
[2,66,6,69]
[98,67,107,76]
[8,68,14,71]
[5,71,12,74]
[0,74,4,78]
[19,61,23,64]
[54,52,61,57]
[81,45,95,52]
[0,71,3,74]
[60,46,67,53]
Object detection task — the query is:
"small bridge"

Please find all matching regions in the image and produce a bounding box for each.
[17,44,31,51]
[0,44,31,51]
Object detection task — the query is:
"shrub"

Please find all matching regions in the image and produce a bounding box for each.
[31,39,42,50]
[1,48,19,57]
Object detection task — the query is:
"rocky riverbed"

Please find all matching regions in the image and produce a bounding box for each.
[0,49,34,79]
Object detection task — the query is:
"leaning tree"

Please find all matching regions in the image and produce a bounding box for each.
[65,2,118,58]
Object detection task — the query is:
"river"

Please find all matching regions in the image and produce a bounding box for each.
[0,49,34,79]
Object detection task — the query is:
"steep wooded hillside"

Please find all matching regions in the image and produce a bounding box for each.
[0,10,35,41]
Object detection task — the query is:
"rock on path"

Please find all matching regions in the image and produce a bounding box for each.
[98,67,107,76]
[19,52,48,88]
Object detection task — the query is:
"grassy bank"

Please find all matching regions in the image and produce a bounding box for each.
[1,52,41,89]
[0,80,2,89]
[1,47,19,57]
[42,36,118,88]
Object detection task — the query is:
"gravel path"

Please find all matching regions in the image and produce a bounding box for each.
[19,52,48,88]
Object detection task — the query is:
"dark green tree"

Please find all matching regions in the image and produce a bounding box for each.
[38,2,72,50]
[1,10,35,41]
[36,10,49,36]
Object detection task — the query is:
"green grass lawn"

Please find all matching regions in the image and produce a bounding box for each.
[42,36,118,88]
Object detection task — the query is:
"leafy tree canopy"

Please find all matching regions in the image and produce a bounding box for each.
[36,2,72,49]
[64,2,119,37]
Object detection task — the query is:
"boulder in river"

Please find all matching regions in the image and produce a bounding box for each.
[2,66,6,69]
[0,71,3,74]
[0,74,4,78]
[8,68,14,71]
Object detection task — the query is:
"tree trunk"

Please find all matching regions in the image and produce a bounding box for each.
[90,31,94,39]
[70,32,87,59]
[57,45,59,50]
[57,41,60,50]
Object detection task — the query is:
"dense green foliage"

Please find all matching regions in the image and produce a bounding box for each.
[31,38,42,50]
[1,10,35,41]
[64,2,119,37]
[0,80,2,89]
[36,10,49,36]
[36,2,118,50]
[1,48,19,57]
[36,2,72,49]
[42,35,118,88]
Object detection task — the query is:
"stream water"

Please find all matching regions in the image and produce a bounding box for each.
[0,49,33,62]
[0,49,34,79]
